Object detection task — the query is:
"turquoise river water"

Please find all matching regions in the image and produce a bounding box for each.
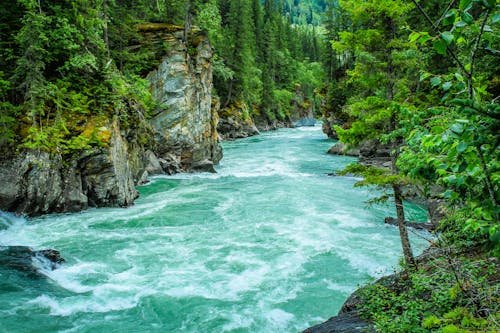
[0,126,430,333]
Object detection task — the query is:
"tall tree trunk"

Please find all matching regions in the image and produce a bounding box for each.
[393,182,416,267]
[386,18,415,267]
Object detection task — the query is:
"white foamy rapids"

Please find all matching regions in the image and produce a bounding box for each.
[324,279,357,294]
[0,213,40,247]
[28,293,140,316]
[0,211,24,230]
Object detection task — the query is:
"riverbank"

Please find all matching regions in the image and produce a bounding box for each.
[303,244,500,332]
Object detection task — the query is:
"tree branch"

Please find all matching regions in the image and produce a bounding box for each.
[410,0,469,77]
[468,9,490,99]
[435,0,456,27]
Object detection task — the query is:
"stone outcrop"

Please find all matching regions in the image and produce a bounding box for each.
[0,119,141,216]
[327,142,359,157]
[217,102,260,140]
[327,139,391,166]
[0,24,221,216]
[303,312,374,333]
[144,24,222,172]
[290,84,316,127]
[327,139,393,170]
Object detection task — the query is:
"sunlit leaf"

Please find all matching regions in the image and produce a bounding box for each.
[457,142,468,152]
[442,82,452,91]
[441,31,454,45]
[431,76,442,87]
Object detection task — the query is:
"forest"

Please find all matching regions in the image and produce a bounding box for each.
[321,0,499,331]
[0,0,499,332]
[0,0,324,156]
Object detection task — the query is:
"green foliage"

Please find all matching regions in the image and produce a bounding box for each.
[359,256,500,332]
[399,0,500,250]
[325,0,499,253]
[273,89,294,119]
[213,0,325,122]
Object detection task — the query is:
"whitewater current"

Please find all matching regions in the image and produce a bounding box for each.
[0,126,430,332]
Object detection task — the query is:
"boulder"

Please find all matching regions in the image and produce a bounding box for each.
[302,311,374,333]
[0,246,65,275]
[217,102,260,140]
[327,142,360,157]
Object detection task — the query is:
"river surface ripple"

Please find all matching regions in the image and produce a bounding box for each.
[0,126,430,333]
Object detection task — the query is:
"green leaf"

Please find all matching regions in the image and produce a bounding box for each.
[420,72,431,81]
[441,31,454,45]
[493,13,500,24]
[431,77,442,87]
[481,0,495,9]
[457,141,468,152]
[459,0,473,10]
[409,31,420,43]
[450,123,464,134]
[418,34,431,44]
[461,11,474,24]
[454,72,464,81]
[442,82,452,91]
[483,25,493,32]
[433,38,447,55]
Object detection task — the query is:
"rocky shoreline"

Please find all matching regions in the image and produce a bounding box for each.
[302,247,443,333]
[312,135,443,333]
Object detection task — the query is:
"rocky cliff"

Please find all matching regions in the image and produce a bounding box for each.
[142,24,222,172]
[0,118,141,216]
[0,24,221,216]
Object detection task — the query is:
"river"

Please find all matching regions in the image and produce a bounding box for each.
[0,125,430,332]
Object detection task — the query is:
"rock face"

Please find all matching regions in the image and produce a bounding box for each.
[0,24,221,216]
[302,312,374,333]
[145,25,222,172]
[0,120,140,216]
[217,102,260,140]
[290,85,316,127]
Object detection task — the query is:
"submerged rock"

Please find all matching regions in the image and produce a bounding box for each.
[0,246,65,275]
